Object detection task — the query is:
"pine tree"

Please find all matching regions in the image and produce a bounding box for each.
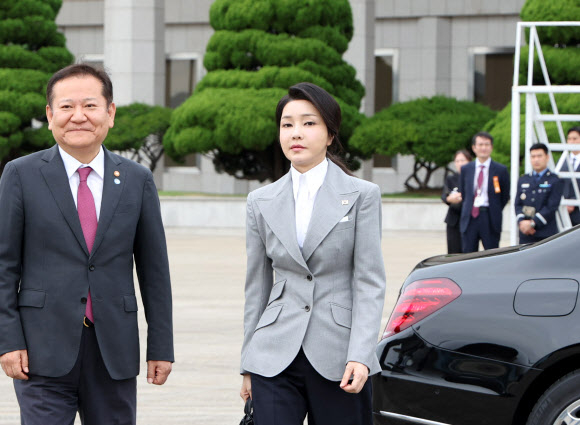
[350,96,496,190]
[164,0,366,182]
[0,0,74,174]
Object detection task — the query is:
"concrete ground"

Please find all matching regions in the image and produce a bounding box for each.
[0,228,451,424]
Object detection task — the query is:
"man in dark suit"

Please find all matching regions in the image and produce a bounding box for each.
[459,131,510,253]
[0,64,174,425]
[562,126,580,226]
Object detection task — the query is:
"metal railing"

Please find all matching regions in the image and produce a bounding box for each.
[511,22,580,245]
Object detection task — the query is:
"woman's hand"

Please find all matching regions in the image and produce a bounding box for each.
[446,192,462,204]
[240,374,252,402]
[339,361,369,393]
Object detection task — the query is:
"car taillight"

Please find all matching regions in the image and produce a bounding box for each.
[382,278,461,339]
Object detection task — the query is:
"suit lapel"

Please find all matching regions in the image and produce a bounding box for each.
[90,148,124,258]
[40,145,89,256]
[255,173,309,271]
[465,162,475,199]
[487,161,495,196]
[301,162,360,263]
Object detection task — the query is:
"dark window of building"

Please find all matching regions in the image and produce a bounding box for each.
[374,54,395,168]
[474,52,514,111]
[165,58,198,167]
[166,59,196,108]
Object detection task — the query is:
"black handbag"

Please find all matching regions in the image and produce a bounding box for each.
[239,399,254,425]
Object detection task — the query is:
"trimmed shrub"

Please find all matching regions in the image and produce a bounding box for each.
[164,0,365,182]
[351,96,496,190]
[0,0,73,174]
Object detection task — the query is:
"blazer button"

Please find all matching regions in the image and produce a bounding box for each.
[305,305,311,312]
[306,275,313,281]
[81,297,87,304]
[89,265,95,271]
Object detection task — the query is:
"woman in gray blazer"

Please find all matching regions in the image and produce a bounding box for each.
[239,82,386,425]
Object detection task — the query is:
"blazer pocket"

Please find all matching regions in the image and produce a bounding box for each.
[332,217,355,232]
[18,289,46,308]
[255,304,283,331]
[330,303,352,329]
[123,295,139,312]
[267,279,286,305]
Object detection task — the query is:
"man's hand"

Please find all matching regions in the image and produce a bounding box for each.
[339,361,368,394]
[240,374,252,402]
[147,360,172,385]
[0,350,29,380]
[519,220,536,235]
[568,205,576,214]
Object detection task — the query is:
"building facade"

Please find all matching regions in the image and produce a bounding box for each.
[56,0,526,193]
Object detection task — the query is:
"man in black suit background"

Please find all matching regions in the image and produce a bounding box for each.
[459,132,510,253]
[562,126,580,226]
[0,64,174,425]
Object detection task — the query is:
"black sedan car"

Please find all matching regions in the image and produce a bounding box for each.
[373,227,580,425]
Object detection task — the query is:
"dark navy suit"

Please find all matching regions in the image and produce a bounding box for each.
[441,173,462,254]
[515,170,563,243]
[459,160,510,252]
[561,160,580,226]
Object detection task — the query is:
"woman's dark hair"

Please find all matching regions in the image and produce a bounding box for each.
[454,149,472,162]
[276,82,354,176]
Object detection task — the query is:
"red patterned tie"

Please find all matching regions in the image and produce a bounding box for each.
[77,167,97,322]
[471,165,485,218]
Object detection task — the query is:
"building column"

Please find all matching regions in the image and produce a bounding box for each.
[104,0,165,106]
[346,0,375,181]
[399,16,452,101]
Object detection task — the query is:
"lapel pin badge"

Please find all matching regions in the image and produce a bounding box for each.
[341,200,349,205]
[114,170,120,177]
[114,178,121,185]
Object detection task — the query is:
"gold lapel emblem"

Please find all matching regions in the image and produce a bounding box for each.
[114,170,120,177]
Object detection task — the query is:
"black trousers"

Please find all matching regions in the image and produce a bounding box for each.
[461,210,500,253]
[519,233,546,244]
[446,224,462,254]
[14,324,137,425]
[251,349,373,425]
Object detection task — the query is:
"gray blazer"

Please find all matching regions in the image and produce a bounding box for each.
[0,145,173,380]
[241,161,386,381]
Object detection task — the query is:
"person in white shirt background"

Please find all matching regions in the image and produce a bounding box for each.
[562,126,580,226]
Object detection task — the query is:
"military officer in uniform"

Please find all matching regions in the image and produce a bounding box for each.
[515,143,563,244]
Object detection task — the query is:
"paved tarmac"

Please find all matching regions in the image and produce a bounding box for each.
[0,227,452,424]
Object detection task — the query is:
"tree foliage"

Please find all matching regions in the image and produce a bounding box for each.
[164,0,366,182]
[350,96,496,190]
[106,103,172,172]
[487,0,580,171]
[485,94,580,172]
[520,0,580,46]
[0,0,73,174]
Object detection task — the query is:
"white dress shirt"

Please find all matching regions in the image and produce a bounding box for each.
[58,146,104,221]
[572,153,580,170]
[472,158,491,207]
[291,159,328,249]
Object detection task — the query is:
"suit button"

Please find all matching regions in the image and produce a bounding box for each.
[81,297,87,304]
[307,275,313,281]
[89,265,95,271]
[305,305,311,312]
